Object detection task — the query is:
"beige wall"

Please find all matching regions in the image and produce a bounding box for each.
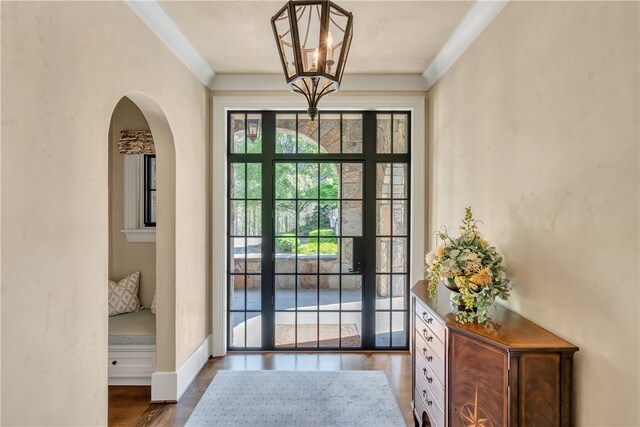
[1,2,208,425]
[109,97,156,308]
[428,1,639,425]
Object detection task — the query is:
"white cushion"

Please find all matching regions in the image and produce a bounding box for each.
[108,271,141,316]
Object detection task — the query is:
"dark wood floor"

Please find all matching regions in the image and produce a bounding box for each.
[109,352,413,426]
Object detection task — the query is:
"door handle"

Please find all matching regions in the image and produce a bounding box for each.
[348,260,363,274]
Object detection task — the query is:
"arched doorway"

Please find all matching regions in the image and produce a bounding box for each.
[107,92,176,409]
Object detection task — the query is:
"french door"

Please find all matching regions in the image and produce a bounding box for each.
[228,111,410,350]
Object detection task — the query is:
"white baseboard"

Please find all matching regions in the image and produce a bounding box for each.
[151,335,211,402]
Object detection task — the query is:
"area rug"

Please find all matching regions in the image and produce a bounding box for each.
[185,370,405,426]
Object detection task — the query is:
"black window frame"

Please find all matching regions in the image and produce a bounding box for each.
[144,154,156,227]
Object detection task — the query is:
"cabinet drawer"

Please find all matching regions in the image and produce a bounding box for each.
[415,303,445,344]
[414,386,445,427]
[415,330,445,386]
[108,350,156,377]
[416,353,445,410]
[416,318,445,361]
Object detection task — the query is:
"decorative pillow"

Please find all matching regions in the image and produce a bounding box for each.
[150,293,157,315]
[108,271,141,316]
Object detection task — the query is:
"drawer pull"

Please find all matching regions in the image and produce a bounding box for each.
[422,329,434,342]
[422,312,434,324]
[422,368,433,383]
[112,360,117,365]
[421,391,433,406]
[421,348,433,362]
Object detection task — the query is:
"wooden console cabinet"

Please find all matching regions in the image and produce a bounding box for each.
[411,280,578,427]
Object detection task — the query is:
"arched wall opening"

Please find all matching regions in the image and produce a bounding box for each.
[107,92,177,400]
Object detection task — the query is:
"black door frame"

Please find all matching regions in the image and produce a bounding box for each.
[227,110,411,351]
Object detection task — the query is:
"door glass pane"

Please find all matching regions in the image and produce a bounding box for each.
[231,275,245,310]
[297,312,318,348]
[392,200,408,235]
[392,312,407,347]
[276,114,297,154]
[319,276,340,310]
[246,113,262,154]
[230,238,245,273]
[392,114,408,154]
[341,275,362,310]
[246,313,262,347]
[376,275,390,309]
[375,311,390,347]
[275,312,295,348]
[392,275,407,309]
[230,163,245,199]
[319,312,340,347]
[319,202,339,237]
[246,201,261,236]
[275,275,295,310]
[298,117,319,154]
[320,163,340,199]
[297,275,318,310]
[246,275,261,310]
[392,163,408,199]
[230,201,245,236]
[230,113,245,153]
[341,201,362,236]
[376,163,392,198]
[275,163,296,199]
[340,238,353,273]
[231,312,246,347]
[376,200,391,235]
[341,312,362,347]
[297,238,318,273]
[376,114,392,153]
[246,163,262,199]
[298,201,319,237]
[246,238,261,273]
[376,237,391,273]
[342,163,363,199]
[275,200,296,236]
[342,114,363,154]
[297,163,319,199]
[319,114,341,154]
[392,237,407,273]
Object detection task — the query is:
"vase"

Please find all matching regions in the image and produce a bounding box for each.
[442,277,459,293]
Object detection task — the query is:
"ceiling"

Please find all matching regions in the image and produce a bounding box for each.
[161,1,474,75]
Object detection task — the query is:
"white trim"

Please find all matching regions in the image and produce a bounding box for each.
[121,229,156,243]
[423,0,509,89]
[124,0,216,89]
[151,335,211,402]
[211,95,426,355]
[210,74,429,92]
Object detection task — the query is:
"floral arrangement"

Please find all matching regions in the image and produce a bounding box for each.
[425,207,511,324]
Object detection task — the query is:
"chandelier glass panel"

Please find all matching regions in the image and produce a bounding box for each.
[272,0,353,120]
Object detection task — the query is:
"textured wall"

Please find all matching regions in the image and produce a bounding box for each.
[428,1,639,425]
[109,97,156,308]
[1,2,208,425]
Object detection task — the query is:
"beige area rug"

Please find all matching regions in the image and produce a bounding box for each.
[185,371,405,426]
[275,324,361,347]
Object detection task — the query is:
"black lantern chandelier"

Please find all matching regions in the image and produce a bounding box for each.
[271,0,353,121]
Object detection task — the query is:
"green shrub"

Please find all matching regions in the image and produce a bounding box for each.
[297,242,338,255]
[308,228,337,244]
[276,237,298,253]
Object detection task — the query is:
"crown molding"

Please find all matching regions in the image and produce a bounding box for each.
[209,74,429,92]
[125,0,216,89]
[423,0,509,90]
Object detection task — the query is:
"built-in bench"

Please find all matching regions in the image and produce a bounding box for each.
[108,309,156,386]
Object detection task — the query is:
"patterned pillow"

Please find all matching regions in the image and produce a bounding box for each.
[150,293,157,315]
[108,271,141,316]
